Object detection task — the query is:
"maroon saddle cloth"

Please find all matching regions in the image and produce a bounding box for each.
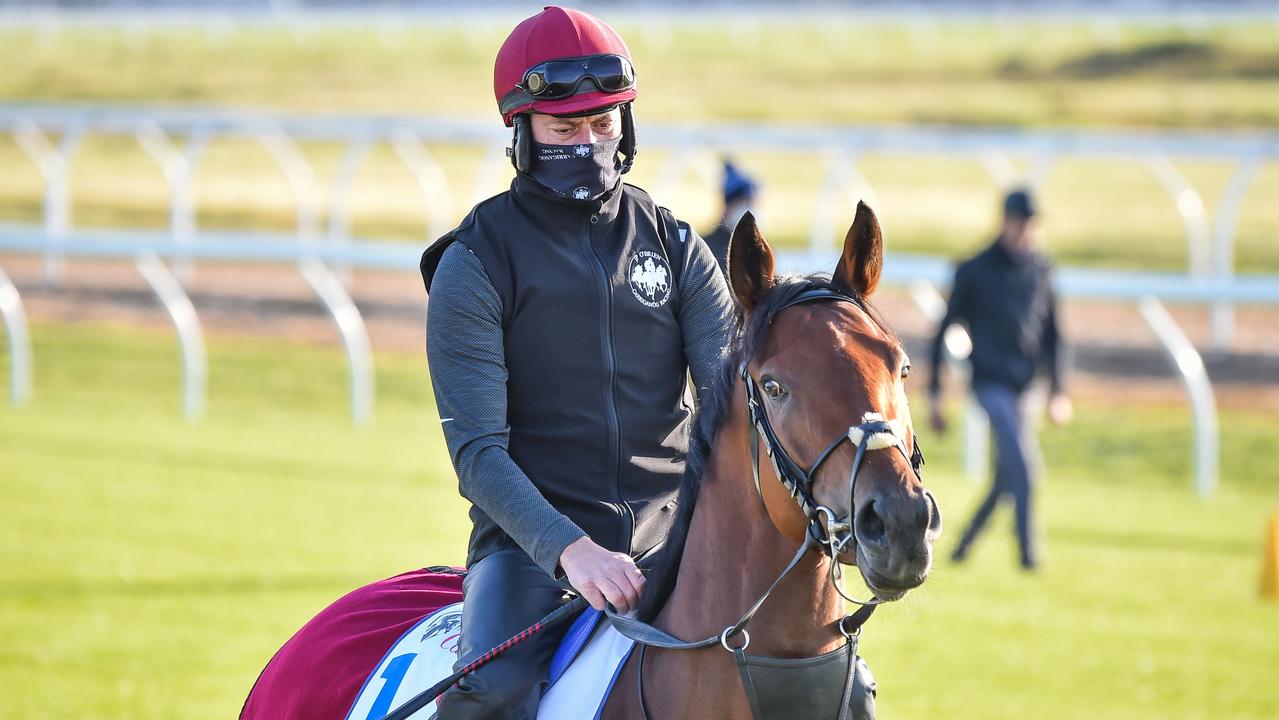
[240,567,465,720]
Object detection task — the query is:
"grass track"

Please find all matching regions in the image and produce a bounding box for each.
[1,322,1276,718]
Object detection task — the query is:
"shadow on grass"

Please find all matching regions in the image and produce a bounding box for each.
[1000,40,1279,80]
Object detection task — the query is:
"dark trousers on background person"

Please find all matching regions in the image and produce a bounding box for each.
[953,382,1041,568]
[435,548,569,720]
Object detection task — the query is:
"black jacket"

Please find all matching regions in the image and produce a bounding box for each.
[929,240,1065,396]
[701,222,732,274]
[422,175,730,571]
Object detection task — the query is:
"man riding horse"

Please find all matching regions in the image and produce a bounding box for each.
[418,7,735,717]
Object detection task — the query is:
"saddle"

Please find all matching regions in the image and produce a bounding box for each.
[242,567,875,719]
[240,568,634,720]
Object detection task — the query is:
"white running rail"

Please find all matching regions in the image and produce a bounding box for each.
[0,105,1275,497]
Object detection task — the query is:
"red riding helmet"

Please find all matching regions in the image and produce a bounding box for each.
[494,6,637,127]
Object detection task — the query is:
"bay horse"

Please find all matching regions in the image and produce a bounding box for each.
[242,202,941,719]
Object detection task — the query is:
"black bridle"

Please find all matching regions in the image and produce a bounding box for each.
[606,285,929,719]
[611,285,926,630]
[741,287,926,607]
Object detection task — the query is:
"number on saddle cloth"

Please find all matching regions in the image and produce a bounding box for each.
[347,606,632,720]
[241,567,634,720]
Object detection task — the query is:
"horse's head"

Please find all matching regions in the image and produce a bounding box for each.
[728,203,941,601]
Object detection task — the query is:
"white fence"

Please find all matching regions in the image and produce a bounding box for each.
[1,103,1277,495]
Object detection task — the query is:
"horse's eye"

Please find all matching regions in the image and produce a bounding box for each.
[762,378,786,399]
[901,364,912,379]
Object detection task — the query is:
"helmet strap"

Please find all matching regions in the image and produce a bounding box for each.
[619,102,637,175]
[508,114,533,174]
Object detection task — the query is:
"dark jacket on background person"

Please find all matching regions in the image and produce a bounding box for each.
[701,222,732,273]
[421,175,733,577]
[929,239,1065,396]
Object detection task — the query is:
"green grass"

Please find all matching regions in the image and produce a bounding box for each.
[2,24,1277,127]
[1,321,1277,718]
[1,23,1278,271]
[0,322,469,718]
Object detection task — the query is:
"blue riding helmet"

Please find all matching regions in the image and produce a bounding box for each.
[724,160,759,204]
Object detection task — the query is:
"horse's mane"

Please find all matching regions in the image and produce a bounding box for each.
[636,273,898,621]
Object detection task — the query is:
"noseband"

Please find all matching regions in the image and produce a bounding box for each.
[741,287,926,606]
[608,285,929,720]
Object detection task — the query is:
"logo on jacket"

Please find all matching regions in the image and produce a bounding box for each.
[628,250,673,308]
[573,144,592,157]
[572,186,591,200]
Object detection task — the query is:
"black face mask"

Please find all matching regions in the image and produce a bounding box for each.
[527,137,623,202]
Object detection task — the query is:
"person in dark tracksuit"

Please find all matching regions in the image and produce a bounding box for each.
[418,7,734,718]
[701,159,759,274]
[928,188,1072,571]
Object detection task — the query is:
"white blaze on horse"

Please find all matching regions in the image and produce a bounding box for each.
[242,204,940,720]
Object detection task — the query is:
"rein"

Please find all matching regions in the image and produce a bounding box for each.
[607,286,927,719]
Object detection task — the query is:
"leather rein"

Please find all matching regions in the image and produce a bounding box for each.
[607,286,927,719]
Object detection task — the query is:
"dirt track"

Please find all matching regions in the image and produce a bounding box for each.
[3,253,1278,410]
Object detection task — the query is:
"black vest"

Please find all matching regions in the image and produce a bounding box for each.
[421,176,691,567]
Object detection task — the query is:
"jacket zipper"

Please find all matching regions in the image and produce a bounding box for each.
[581,209,635,553]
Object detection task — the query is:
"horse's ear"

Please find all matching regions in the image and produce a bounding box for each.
[728,211,776,314]
[833,201,883,297]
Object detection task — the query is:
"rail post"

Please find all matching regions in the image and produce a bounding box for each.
[13,118,83,285]
[908,280,988,482]
[0,266,32,406]
[1147,154,1211,279]
[1209,153,1263,351]
[136,251,206,420]
[261,129,375,423]
[137,121,211,283]
[809,147,877,255]
[259,128,322,247]
[390,129,456,242]
[470,140,509,207]
[325,134,374,283]
[300,258,375,425]
[1138,296,1218,497]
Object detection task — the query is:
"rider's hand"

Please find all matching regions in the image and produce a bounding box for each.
[558,536,645,614]
[1048,393,1073,426]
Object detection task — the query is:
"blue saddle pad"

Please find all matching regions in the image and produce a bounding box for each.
[548,607,602,684]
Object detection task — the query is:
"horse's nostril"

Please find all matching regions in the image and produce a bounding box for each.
[855,499,887,547]
[924,490,943,536]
